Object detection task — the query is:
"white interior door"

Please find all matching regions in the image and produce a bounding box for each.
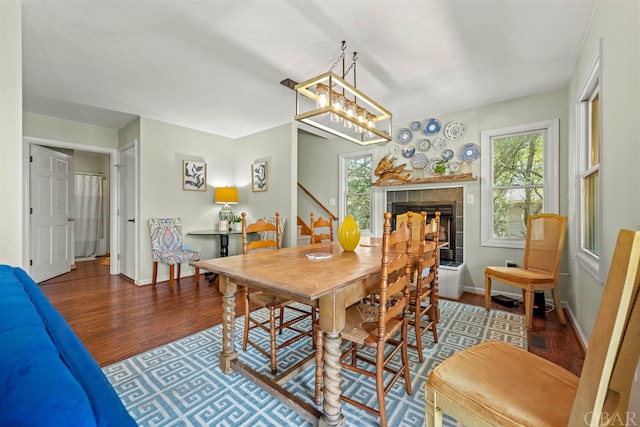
[30,145,72,282]
[118,143,136,281]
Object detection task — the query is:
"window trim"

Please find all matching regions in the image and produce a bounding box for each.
[480,119,560,248]
[339,149,376,237]
[574,45,602,281]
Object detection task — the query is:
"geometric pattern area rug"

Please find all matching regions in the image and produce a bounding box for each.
[103,300,526,427]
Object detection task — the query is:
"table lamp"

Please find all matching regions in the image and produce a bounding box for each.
[215,187,238,226]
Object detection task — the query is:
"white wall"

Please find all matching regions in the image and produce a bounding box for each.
[566,0,640,339]
[235,123,297,248]
[566,0,640,419]
[299,88,569,299]
[23,112,119,148]
[0,0,23,267]
[137,117,236,283]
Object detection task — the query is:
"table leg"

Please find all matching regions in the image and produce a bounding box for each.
[219,234,230,257]
[320,331,345,427]
[219,275,238,373]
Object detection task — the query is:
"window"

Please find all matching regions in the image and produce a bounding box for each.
[481,119,559,248]
[339,150,374,236]
[576,48,601,280]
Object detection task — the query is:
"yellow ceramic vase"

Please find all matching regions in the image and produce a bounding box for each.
[338,215,361,251]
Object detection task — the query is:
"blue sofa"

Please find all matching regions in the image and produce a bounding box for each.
[0,265,136,427]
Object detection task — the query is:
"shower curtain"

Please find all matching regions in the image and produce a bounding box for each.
[74,174,103,258]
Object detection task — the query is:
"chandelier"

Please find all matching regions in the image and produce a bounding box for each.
[294,41,392,145]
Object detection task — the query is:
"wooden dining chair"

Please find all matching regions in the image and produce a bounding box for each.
[310,212,334,243]
[406,211,440,363]
[339,212,414,427]
[485,213,568,331]
[426,227,640,427]
[240,212,323,402]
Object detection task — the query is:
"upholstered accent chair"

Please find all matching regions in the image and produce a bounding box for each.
[426,228,640,427]
[148,217,200,291]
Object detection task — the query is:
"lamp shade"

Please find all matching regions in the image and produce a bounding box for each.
[214,187,238,204]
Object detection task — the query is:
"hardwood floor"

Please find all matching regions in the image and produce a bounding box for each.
[39,258,585,375]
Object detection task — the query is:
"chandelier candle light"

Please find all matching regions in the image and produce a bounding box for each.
[294,41,392,145]
[214,187,238,231]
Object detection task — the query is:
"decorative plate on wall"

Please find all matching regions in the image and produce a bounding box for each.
[449,161,461,173]
[423,118,441,135]
[444,120,467,140]
[410,121,422,131]
[411,153,428,169]
[427,158,443,175]
[402,145,416,158]
[389,144,402,155]
[397,128,413,144]
[441,149,454,161]
[460,143,481,161]
[418,139,431,151]
[433,137,447,150]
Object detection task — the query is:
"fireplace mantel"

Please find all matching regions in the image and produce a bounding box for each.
[373,173,477,187]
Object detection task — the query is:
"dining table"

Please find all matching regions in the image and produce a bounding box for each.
[191,237,440,427]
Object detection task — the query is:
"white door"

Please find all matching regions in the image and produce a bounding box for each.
[118,143,136,281]
[30,145,72,282]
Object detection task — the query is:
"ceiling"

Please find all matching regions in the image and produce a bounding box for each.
[21,0,596,140]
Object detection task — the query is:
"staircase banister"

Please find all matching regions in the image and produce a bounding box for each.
[297,182,338,222]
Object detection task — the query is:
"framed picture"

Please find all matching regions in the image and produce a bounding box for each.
[252,161,268,192]
[183,160,207,191]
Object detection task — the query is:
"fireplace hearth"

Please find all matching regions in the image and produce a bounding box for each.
[387,187,464,264]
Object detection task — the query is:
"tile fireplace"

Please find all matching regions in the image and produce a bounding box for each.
[386,187,464,265]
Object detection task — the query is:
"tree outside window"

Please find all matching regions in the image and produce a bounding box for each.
[481,119,559,248]
[491,132,544,239]
[345,155,372,230]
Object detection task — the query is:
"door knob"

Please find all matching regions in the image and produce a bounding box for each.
[68,217,75,222]
[127,219,135,223]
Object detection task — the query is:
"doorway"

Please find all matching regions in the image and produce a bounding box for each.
[23,137,120,282]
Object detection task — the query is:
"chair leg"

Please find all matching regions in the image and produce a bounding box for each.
[242,287,250,351]
[484,274,492,310]
[524,290,534,331]
[430,302,439,343]
[152,262,158,286]
[269,307,278,374]
[425,387,444,427]
[551,289,568,325]
[376,342,388,427]
[402,320,413,396]
[169,264,175,291]
[177,264,181,282]
[414,300,424,363]
[194,267,200,285]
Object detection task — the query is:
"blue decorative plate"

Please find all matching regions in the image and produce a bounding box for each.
[433,137,447,150]
[423,118,441,135]
[411,153,428,169]
[397,128,413,144]
[442,149,454,161]
[460,143,480,161]
[402,145,416,158]
[410,121,421,131]
[427,158,442,175]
